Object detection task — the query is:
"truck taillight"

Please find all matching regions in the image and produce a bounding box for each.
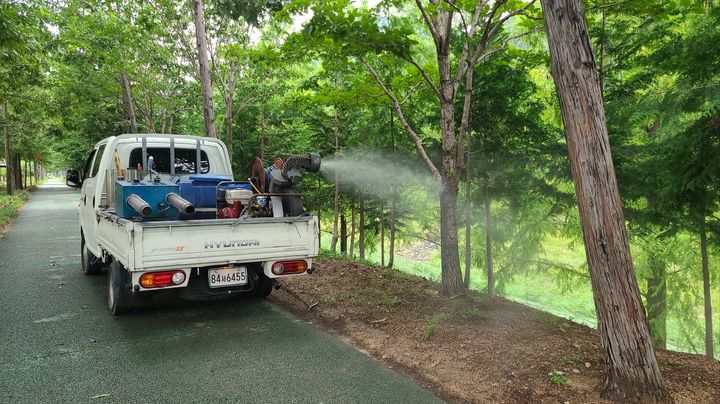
[271,260,307,275]
[140,270,186,288]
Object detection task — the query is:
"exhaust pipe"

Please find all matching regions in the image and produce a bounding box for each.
[166,192,195,214]
[126,194,152,216]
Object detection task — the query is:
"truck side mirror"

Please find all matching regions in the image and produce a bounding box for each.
[66,169,81,188]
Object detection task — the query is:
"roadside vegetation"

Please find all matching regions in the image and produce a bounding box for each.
[272,257,720,403]
[0,190,30,234]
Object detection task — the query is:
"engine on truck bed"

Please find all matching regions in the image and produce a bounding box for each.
[216,153,321,219]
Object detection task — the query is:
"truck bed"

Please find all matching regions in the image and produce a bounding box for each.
[96,210,319,272]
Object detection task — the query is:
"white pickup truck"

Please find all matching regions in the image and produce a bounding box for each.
[67,134,319,315]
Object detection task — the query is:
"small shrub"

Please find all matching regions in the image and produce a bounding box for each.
[425,314,445,340]
[559,352,587,366]
[385,296,402,307]
[549,371,569,386]
[466,307,481,317]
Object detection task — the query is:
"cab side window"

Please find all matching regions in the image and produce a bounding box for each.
[82,149,97,180]
[90,145,106,178]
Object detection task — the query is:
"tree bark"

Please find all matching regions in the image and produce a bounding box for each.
[437,26,464,295]
[541,0,669,401]
[350,203,356,258]
[340,212,347,254]
[388,107,396,269]
[484,178,493,298]
[23,159,27,189]
[464,140,472,288]
[388,190,396,269]
[700,221,714,358]
[330,108,340,252]
[2,102,12,195]
[14,153,22,191]
[225,100,234,161]
[380,209,385,267]
[119,72,138,133]
[646,256,667,350]
[259,106,266,161]
[191,0,218,138]
[439,172,463,294]
[359,193,366,259]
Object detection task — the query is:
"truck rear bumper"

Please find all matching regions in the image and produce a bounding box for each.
[129,259,311,294]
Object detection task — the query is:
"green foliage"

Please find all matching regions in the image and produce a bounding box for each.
[549,371,568,386]
[424,313,445,340]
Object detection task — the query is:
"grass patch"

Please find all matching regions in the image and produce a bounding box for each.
[425,314,446,340]
[549,371,569,386]
[0,191,30,234]
[559,352,587,366]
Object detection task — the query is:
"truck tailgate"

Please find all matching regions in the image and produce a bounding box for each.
[97,213,318,271]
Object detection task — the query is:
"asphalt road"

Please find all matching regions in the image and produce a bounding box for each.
[0,182,440,404]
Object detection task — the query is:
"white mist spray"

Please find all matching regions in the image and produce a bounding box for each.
[319,151,439,200]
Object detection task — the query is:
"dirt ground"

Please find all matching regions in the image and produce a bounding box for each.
[270,258,720,403]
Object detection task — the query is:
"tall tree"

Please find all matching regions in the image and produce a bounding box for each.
[191,0,218,138]
[540,0,668,401]
[119,72,138,133]
[288,0,541,294]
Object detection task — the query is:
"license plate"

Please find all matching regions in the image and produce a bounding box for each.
[208,266,248,288]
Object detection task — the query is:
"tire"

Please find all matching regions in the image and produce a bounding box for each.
[81,235,103,275]
[253,272,274,298]
[107,260,131,315]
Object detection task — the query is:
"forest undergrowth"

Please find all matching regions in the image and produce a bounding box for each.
[272,257,720,403]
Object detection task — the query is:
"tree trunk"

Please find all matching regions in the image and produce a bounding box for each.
[14,153,22,191]
[119,72,138,133]
[388,106,396,269]
[340,212,347,254]
[464,140,472,288]
[700,221,714,358]
[23,159,27,189]
[330,108,340,252]
[541,0,669,401]
[350,203,356,258]
[484,179,493,298]
[380,209,385,267]
[167,114,174,135]
[2,102,12,195]
[388,191,396,269]
[646,256,667,350]
[359,193,366,259]
[437,48,464,295]
[225,99,234,162]
[439,171,463,295]
[317,208,321,247]
[259,106,266,161]
[191,0,217,138]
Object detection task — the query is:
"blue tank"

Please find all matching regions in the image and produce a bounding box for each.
[178,175,232,209]
[114,179,181,220]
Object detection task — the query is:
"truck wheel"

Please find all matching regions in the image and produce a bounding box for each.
[253,273,274,298]
[108,260,131,315]
[81,236,103,275]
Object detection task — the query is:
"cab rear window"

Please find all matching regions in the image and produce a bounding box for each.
[129,148,210,174]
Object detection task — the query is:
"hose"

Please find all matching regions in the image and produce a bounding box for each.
[281,153,321,178]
